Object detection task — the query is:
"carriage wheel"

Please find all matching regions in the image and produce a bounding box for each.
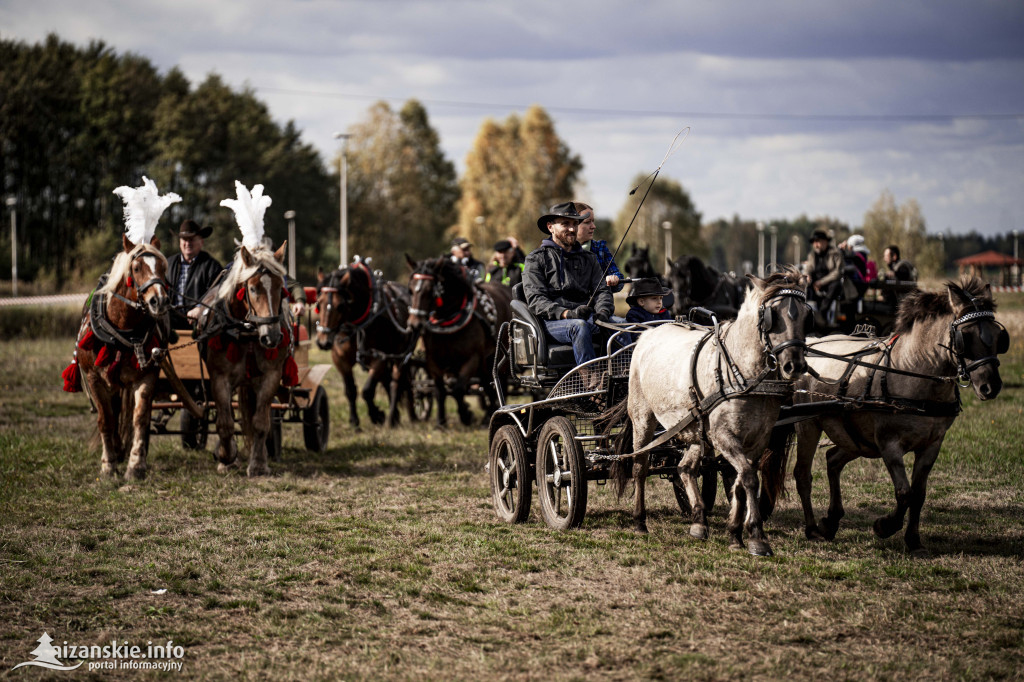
[265,411,283,462]
[489,425,532,524]
[302,386,330,453]
[412,363,434,422]
[180,406,209,451]
[536,417,587,530]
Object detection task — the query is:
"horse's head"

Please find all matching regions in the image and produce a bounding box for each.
[122,234,170,318]
[747,268,811,380]
[667,256,693,311]
[406,255,445,331]
[235,242,287,349]
[315,266,346,350]
[945,279,1007,400]
[625,245,654,280]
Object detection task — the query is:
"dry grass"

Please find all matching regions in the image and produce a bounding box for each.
[1,323,1022,680]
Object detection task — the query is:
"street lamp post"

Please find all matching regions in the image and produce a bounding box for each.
[661,221,672,276]
[769,224,778,273]
[284,210,296,279]
[1013,230,1020,286]
[791,234,801,269]
[333,132,351,267]
[756,222,765,278]
[5,197,16,297]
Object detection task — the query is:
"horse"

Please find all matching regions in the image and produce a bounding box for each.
[316,260,416,428]
[623,244,661,282]
[200,242,295,476]
[668,254,747,320]
[69,234,173,479]
[405,255,512,427]
[769,277,1008,556]
[611,268,811,556]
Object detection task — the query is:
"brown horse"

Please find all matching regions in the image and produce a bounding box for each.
[405,256,512,427]
[201,242,294,476]
[772,278,1008,556]
[315,260,416,428]
[70,235,172,479]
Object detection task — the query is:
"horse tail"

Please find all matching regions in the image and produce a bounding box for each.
[594,399,633,500]
[758,422,796,519]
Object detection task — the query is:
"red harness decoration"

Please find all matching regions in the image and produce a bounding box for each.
[61,360,81,392]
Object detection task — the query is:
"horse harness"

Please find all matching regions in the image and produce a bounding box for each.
[622,288,808,459]
[410,264,499,337]
[318,263,411,365]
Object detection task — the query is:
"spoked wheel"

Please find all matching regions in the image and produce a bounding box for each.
[411,363,433,422]
[302,386,330,453]
[489,425,532,523]
[180,405,210,451]
[536,417,587,530]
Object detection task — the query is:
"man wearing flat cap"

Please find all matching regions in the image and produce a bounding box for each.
[523,201,614,366]
[168,219,223,328]
[484,239,525,289]
[801,229,843,327]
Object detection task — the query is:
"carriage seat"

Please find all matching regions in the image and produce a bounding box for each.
[510,283,601,377]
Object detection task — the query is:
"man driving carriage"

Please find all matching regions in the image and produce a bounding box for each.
[801,229,843,328]
[522,202,614,366]
[168,219,223,328]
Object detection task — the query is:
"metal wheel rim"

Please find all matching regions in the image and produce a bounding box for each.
[493,439,522,515]
[542,435,573,520]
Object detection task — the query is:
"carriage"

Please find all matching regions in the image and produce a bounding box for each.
[149,292,333,461]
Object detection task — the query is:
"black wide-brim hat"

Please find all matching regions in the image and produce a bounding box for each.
[626,278,673,307]
[808,229,831,243]
[178,219,213,239]
[537,202,586,234]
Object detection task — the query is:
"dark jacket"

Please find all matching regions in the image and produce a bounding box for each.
[168,250,223,324]
[485,261,524,289]
[523,240,613,320]
[625,305,672,343]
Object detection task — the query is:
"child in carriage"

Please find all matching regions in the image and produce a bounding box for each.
[624,278,673,343]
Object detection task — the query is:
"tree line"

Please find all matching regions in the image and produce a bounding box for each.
[2,34,1014,291]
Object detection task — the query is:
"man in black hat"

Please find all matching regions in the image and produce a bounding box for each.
[168,219,223,328]
[523,201,614,366]
[484,239,525,288]
[450,236,485,279]
[801,229,843,327]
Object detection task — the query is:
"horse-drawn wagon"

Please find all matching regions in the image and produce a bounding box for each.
[486,272,813,555]
[150,298,332,461]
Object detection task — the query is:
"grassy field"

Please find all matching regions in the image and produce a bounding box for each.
[1,301,1022,679]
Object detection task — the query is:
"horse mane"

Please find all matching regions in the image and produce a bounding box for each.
[217,244,287,300]
[892,277,994,334]
[97,244,167,297]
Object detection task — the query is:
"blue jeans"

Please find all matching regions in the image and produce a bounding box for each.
[544,317,600,365]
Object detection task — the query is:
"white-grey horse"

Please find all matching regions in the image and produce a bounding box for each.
[772,278,1007,556]
[616,269,811,556]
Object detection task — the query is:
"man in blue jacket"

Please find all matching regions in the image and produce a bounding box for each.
[523,202,614,366]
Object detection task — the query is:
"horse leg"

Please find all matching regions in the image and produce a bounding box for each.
[246,380,277,477]
[678,445,708,540]
[124,376,156,480]
[334,340,360,429]
[630,410,658,533]
[454,361,475,426]
[793,420,827,541]
[873,441,914,541]
[821,445,859,540]
[211,373,237,473]
[738,462,773,557]
[433,376,448,428]
[386,362,402,428]
[362,359,386,425]
[904,440,942,556]
[90,379,119,477]
[726,468,747,551]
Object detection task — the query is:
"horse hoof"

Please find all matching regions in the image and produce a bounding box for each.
[689,523,708,540]
[634,522,649,534]
[728,540,745,552]
[247,466,270,478]
[100,465,117,478]
[124,467,146,481]
[747,541,774,557]
[805,526,828,542]
[873,517,902,539]
[908,546,930,559]
[216,462,235,475]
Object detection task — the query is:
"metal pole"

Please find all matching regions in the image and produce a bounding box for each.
[661,221,672,276]
[769,224,778,273]
[334,132,351,266]
[791,234,801,269]
[1013,230,1020,286]
[5,197,15,297]
[284,210,296,279]
[756,221,765,278]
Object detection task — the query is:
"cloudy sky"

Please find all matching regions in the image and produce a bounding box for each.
[3,0,1023,236]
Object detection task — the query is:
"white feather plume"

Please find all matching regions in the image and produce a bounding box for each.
[220,181,272,250]
[112,176,181,245]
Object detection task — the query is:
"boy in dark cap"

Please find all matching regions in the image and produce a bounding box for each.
[624,278,673,343]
